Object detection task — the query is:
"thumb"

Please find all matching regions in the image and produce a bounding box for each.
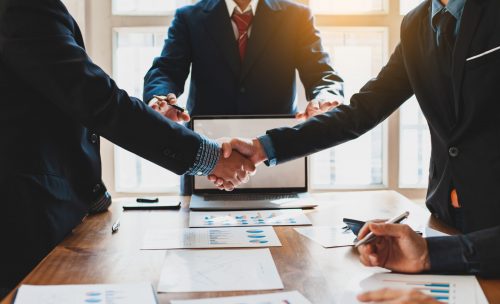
[221,142,232,159]
[369,223,408,238]
[230,138,254,157]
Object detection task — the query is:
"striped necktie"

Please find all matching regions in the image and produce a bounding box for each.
[231,10,254,60]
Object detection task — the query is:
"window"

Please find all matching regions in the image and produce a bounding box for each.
[79,0,430,200]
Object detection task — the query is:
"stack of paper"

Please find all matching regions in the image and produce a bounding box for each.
[189,209,312,227]
[141,226,281,249]
[170,291,312,304]
[14,283,157,304]
[158,249,284,292]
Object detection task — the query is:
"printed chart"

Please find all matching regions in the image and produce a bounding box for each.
[189,209,311,228]
[13,283,157,304]
[158,249,284,292]
[141,227,281,249]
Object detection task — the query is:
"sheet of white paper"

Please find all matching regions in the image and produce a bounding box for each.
[474,278,489,304]
[170,291,312,304]
[158,249,284,292]
[14,283,156,304]
[294,226,356,248]
[424,227,450,238]
[359,273,479,304]
[141,226,281,249]
[189,209,311,228]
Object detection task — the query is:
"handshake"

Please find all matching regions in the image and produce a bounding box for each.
[208,138,268,191]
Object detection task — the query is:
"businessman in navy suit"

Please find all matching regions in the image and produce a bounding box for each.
[218,0,500,301]
[143,0,344,194]
[0,0,255,296]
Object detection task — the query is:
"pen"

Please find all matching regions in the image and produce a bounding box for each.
[111,216,121,234]
[354,211,410,248]
[153,95,185,113]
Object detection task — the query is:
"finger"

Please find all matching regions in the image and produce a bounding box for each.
[357,288,404,302]
[223,181,235,191]
[166,93,177,104]
[295,111,306,120]
[358,222,371,239]
[242,158,256,174]
[179,112,191,122]
[237,170,250,184]
[207,175,217,182]
[221,142,233,159]
[308,100,320,110]
[368,253,381,266]
[369,223,412,238]
[229,138,253,157]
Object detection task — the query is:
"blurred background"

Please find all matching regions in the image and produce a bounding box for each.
[62,0,429,202]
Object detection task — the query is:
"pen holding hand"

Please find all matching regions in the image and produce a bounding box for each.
[150,94,190,122]
[356,215,431,273]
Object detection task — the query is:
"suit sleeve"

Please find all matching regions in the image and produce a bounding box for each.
[143,8,191,103]
[427,226,500,277]
[295,6,344,102]
[266,41,414,164]
[0,0,201,175]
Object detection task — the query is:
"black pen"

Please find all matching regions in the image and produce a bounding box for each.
[153,95,185,113]
[111,216,121,234]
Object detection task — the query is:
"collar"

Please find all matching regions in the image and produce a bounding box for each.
[431,0,466,31]
[225,0,259,16]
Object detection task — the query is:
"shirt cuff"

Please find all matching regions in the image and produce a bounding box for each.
[185,136,220,176]
[426,236,470,274]
[258,135,277,167]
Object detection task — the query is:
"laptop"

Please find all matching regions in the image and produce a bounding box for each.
[189,115,317,211]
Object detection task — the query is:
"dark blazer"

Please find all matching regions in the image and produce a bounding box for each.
[0,0,204,289]
[143,0,343,116]
[265,0,500,276]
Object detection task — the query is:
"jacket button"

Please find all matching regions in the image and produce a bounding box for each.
[240,87,246,93]
[449,147,459,157]
[90,133,98,144]
[92,183,101,193]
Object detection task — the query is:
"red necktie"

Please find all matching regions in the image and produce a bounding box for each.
[231,10,254,60]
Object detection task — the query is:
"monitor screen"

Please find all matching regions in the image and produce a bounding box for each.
[192,116,307,191]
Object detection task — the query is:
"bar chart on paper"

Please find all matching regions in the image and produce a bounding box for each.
[360,273,487,304]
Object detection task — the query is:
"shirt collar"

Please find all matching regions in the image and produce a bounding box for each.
[431,0,466,31]
[225,0,259,16]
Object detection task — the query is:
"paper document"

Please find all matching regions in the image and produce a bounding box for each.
[189,209,311,228]
[424,227,450,238]
[14,283,157,304]
[170,291,312,304]
[294,226,356,248]
[358,273,486,304]
[142,226,281,249]
[158,249,284,292]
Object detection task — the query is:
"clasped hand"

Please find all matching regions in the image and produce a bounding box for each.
[208,138,267,191]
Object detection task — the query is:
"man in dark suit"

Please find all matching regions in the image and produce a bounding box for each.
[219,0,500,300]
[143,0,344,194]
[0,0,255,296]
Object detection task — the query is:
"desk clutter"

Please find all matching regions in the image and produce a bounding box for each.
[12,202,489,304]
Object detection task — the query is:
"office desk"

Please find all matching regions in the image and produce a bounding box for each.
[2,191,500,303]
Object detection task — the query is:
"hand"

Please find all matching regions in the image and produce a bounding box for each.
[150,94,190,122]
[358,288,442,303]
[357,223,431,273]
[207,138,267,190]
[295,99,340,120]
[209,149,256,191]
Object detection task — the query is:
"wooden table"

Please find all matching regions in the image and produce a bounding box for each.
[2,191,500,303]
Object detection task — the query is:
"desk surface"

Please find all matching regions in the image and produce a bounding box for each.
[2,191,500,303]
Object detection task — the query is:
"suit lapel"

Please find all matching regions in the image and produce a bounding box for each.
[452,0,485,121]
[202,0,241,76]
[240,0,285,81]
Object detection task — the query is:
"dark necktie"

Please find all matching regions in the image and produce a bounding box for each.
[231,10,254,60]
[436,10,457,72]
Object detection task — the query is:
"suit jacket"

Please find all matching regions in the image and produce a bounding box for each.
[265,0,500,277]
[143,0,344,116]
[0,0,203,288]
